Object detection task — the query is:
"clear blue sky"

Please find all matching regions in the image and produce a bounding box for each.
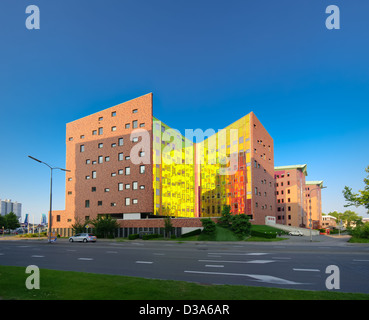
[1,0,368,222]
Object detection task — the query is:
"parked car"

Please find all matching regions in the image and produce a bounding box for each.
[69,233,97,243]
[288,230,303,236]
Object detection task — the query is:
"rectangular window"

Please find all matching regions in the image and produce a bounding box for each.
[98,127,103,135]
[91,187,96,192]
[118,183,123,191]
[98,156,103,164]
[118,153,124,161]
[133,181,138,190]
[85,200,90,208]
[125,123,130,129]
[118,138,124,146]
[139,123,145,127]
[97,201,102,206]
[132,120,138,128]
[140,165,145,174]
[80,145,85,152]
[112,111,116,117]
[92,171,97,179]
[105,156,110,162]
[111,126,116,131]
[98,143,103,148]
[132,109,138,113]
[125,167,130,175]
[133,199,138,204]
[125,198,130,206]
[125,183,130,189]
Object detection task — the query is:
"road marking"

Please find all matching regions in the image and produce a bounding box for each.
[184,270,304,285]
[272,257,291,260]
[205,265,224,268]
[106,251,118,254]
[0,253,4,256]
[78,258,94,261]
[293,268,320,272]
[153,253,165,256]
[31,255,45,258]
[353,259,369,262]
[208,252,269,256]
[136,261,153,264]
[199,259,275,264]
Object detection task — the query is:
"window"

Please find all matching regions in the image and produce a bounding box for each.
[85,200,90,208]
[99,116,103,121]
[112,111,116,117]
[140,185,145,190]
[140,123,145,127]
[132,109,138,113]
[105,156,110,162]
[68,137,73,141]
[254,187,258,195]
[118,169,124,175]
[104,188,110,192]
[86,159,90,164]
[57,215,61,222]
[118,153,124,161]
[98,156,103,164]
[98,127,103,135]
[98,143,103,148]
[133,181,138,190]
[111,143,116,148]
[125,183,130,189]
[92,130,97,135]
[80,135,85,139]
[132,137,139,143]
[118,183,123,191]
[139,151,145,157]
[92,171,97,179]
[125,198,130,206]
[132,120,138,128]
[111,126,116,132]
[97,201,102,206]
[118,138,124,146]
[111,203,116,207]
[125,167,130,175]
[111,172,116,177]
[91,187,96,192]
[140,165,145,174]
[125,123,130,129]
[133,199,138,204]
[80,145,85,152]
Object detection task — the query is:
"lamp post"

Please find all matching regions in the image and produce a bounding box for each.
[28,156,70,243]
[308,186,327,242]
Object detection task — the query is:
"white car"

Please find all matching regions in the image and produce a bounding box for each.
[69,233,97,243]
[288,230,303,236]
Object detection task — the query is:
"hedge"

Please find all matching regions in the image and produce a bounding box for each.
[250,230,277,239]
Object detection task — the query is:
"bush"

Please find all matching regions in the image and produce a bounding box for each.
[128,234,139,240]
[250,230,277,239]
[142,233,160,240]
[231,214,251,239]
[219,205,232,228]
[350,223,369,239]
[201,218,216,235]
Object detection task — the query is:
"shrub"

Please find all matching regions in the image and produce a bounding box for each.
[201,218,216,235]
[128,234,139,240]
[250,230,277,239]
[142,233,160,240]
[231,214,251,239]
[219,205,232,228]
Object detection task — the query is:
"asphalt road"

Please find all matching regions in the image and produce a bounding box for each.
[1,235,369,295]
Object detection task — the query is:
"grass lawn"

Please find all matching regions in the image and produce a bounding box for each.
[348,237,369,243]
[1,265,368,300]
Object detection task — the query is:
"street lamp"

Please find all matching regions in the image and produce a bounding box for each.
[308,186,327,242]
[28,156,70,243]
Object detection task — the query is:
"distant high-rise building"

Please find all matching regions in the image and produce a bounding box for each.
[0,199,22,219]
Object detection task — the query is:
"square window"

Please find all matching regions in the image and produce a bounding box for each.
[125,123,130,129]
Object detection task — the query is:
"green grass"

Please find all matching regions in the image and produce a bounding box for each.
[1,265,368,300]
[348,237,369,243]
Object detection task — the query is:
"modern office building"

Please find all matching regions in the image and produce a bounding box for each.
[53,93,275,230]
[0,199,22,219]
[274,165,324,228]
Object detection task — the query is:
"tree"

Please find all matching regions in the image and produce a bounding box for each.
[71,217,87,234]
[343,165,369,213]
[231,214,251,239]
[5,212,20,230]
[163,215,173,238]
[219,205,232,228]
[327,210,362,228]
[89,215,119,238]
[201,218,216,235]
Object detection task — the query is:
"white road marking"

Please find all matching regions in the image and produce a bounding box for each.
[205,265,224,268]
[207,252,269,256]
[31,255,45,258]
[136,261,153,264]
[184,270,304,285]
[106,251,118,254]
[153,253,165,256]
[199,259,275,264]
[353,259,369,262]
[293,268,320,272]
[78,258,94,261]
